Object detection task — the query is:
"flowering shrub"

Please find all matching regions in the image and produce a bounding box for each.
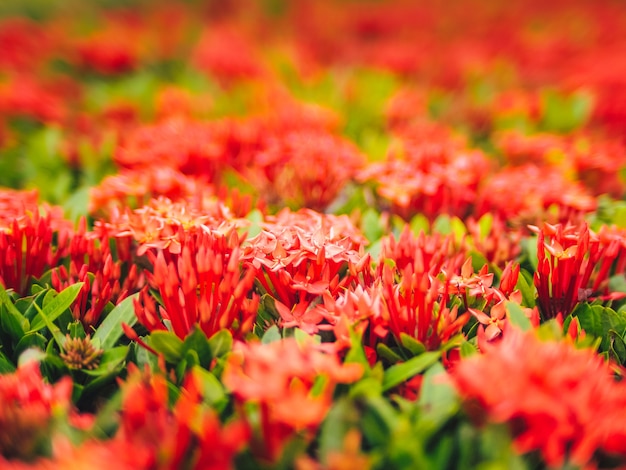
[1,0,626,468]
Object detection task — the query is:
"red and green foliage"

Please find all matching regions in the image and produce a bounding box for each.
[1,0,626,468]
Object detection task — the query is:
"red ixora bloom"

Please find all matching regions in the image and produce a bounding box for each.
[223,338,363,463]
[133,229,259,341]
[452,328,626,468]
[319,228,469,356]
[248,130,365,211]
[531,222,626,320]
[51,217,145,329]
[113,364,249,470]
[0,189,72,296]
[358,121,490,221]
[98,195,239,256]
[242,208,372,334]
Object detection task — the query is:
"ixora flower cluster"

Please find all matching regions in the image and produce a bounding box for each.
[1,0,626,468]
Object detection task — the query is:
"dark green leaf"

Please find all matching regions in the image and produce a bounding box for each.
[29,283,84,333]
[208,329,233,358]
[92,293,139,349]
[0,283,28,338]
[609,330,626,365]
[399,333,426,356]
[382,351,440,392]
[82,346,128,377]
[376,343,404,363]
[0,350,15,372]
[149,330,184,363]
[192,366,226,407]
[181,327,213,368]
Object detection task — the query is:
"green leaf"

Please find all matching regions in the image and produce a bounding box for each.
[515,269,536,308]
[0,283,28,338]
[506,302,531,331]
[477,213,493,240]
[609,330,626,365]
[410,213,430,236]
[208,329,233,358]
[376,343,404,363]
[460,341,477,358]
[432,215,452,235]
[28,283,84,333]
[192,366,226,407]
[418,363,459,425]
[574,304,626,351]
[0,350,15,373]
[92,293,139,349]
[14,332,47,358]
[262,324,282,344]
[345,328,371,371]
[399,333,426,356]
[244,209,264,238]
[31,301,66,348]
[82,346,128,377]
[149,330,184,363]
[294,327,321,346]
[382,351,440,392]
[318,397,360,461]
[361,208,384,242]
[181,327,212,369]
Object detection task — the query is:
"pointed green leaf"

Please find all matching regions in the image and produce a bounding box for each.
[376,343,404,363]
[82,346,128,377]
[92,293,139,349]
[31,301,66,348]
[399,333,426,356]
[0,283,28,338]
[181,327,212,368]
[0,350,15,373]
[208,329,233,358]
[382,351,440,392]
[515,269,536,308]
[29,283,83,333]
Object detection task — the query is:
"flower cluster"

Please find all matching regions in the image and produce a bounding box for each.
[1,0,626,468]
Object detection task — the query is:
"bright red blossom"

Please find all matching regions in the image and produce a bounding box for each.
[223,338,363,463]
[452,328,626,468]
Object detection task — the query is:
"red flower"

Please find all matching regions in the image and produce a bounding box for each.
[531,222,626,320]
[452,328,626,468]
[134,229,259,340]
[359,121,490,220]
[243,208,371,334]
[248,130,365,211]
[115,364,249,470]
[99,196,238,256]
[0,190,72,295]
[223,338,363,463]
[51,218,145,328]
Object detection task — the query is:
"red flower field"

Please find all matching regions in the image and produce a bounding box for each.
[0,0,626,468]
